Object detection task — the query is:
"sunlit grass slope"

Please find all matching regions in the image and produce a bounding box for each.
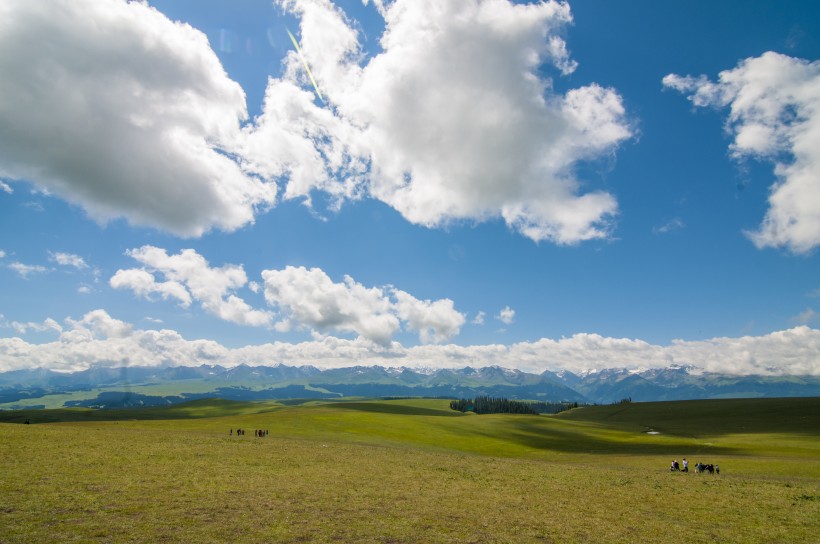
[0,397,817,543]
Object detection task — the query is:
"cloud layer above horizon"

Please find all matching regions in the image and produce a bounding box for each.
[0,309,817,376]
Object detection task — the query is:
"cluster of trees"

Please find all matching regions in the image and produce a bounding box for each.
[449,396,579,415]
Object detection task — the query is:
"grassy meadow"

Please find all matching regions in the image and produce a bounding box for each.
[0,397,818,543]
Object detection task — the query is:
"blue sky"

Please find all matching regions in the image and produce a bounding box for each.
[0,0,819,375]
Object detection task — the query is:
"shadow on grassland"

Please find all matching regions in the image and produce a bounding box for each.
[0,398,271,424]
[470,418,739,456]
[276,398,324,406]
[324,401,464,417]
[559,397,820,438]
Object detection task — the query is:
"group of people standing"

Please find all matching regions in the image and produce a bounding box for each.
[670,458,719,474]
[670,458,688,472]
[230,428,269,437]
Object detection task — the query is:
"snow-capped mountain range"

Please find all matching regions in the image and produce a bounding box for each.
[1,363,817,409]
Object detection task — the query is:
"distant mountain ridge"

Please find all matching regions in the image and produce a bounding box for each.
[0,363,818,409]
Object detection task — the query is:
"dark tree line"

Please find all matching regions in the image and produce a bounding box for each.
[449,396,579,415]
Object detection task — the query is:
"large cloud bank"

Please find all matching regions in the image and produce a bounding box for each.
[665,52,820,253]
[0,309,817,376]
[0,0,275,236]
[0,0,631,243]
[243,0,631,244]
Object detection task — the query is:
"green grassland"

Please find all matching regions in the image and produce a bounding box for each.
[1,397,818,543]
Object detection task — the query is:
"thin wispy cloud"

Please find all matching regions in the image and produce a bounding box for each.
[791,308,817,326]
[49,251,88,270]
[7,317,62,335]
[22,202,44,212]
[653,217,685,234]
[8,261,48,279]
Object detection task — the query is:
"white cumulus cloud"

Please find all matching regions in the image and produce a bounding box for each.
[110,268,192,308]
[61,309,134,343]
[0,0,276,237]
[111,248,466,343]
[111,246,272,327]
[497,306,515,325]
[393,290,465,344]
[242,0,632,244]
[261,266,465,344]
[262,266,400,344]
[664,52,820,253]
